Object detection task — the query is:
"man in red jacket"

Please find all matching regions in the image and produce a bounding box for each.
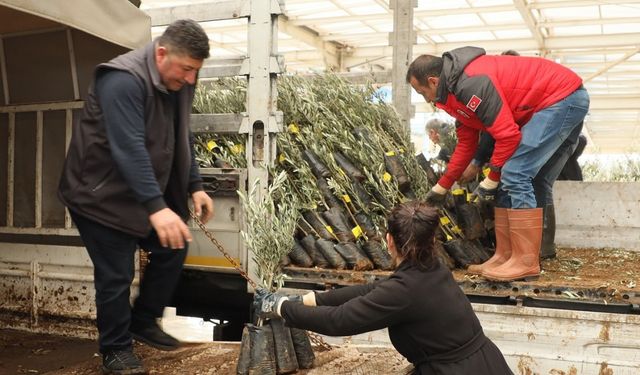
[407,47,589,282]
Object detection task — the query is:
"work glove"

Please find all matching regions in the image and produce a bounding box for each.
[425,184,448,206]
[253,288,300,320]
[471,177,499,203]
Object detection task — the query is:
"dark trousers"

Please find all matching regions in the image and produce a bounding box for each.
[71,211,187,353]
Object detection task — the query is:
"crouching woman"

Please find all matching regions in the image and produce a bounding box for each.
[255,200,513,374]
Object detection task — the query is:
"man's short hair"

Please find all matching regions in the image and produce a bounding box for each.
[501,49,520,56]
[158,19,210,60]
[406,55,443,85]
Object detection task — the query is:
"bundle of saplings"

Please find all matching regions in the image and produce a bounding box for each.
[193,75,494,271]
[236,171,316,374]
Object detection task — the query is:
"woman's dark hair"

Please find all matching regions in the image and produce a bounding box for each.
[158,19,210,60]
[386,200,440,270]
[406,55,443,86]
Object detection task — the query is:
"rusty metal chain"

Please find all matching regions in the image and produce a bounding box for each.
[189,210,332,351]
[308,331,333,351]
[190,210,257,289]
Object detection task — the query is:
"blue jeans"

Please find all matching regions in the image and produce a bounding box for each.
[496,88,589,208]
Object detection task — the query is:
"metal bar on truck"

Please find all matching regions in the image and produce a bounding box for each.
[66,29,80,100]
[35,111,43,228]
[64,109,73,229]
[190,113,244,134]
[0,101,84,113]
[6,112,14,227]
[0,37,9,105]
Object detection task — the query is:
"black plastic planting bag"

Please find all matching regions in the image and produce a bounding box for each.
[351,180,373,209]
[443,239,489,268]
[333,151,365,182]
[371,189,392,210]
[315,238,347,270]
[316,178,342,209]
[321,207,355,243]
[249,324,277,375]
[334,242,374,271]
[467,239,491,264]
[384,153,411,191]
[352,126,372,145]
[455,204,485,240]
[301,210,334,241]
[296,218,315,238]
[270,319,298,374]
[299,235,330,268]
[434,240,456,270]
[237,324,277,375]
[237,325,252,374]
[415,153,439,186]
[354,212,379,240]
[289,240,314,268]
[362,240,394,270]
[290,328,315,369]
[280,255,291,267]
[302,149,331,179]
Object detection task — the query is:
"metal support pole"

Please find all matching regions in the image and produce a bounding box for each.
[390,0,416,131]
[243,0,283,289]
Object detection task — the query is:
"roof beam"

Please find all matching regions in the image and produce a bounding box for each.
[341,33,640,63]
[277,16,342,70]
[529,0,640,9]
[583,47,640,83]
[147,2,342,70]
[146,0,252,25]
[513,0,545,52]
[290,4,514,25]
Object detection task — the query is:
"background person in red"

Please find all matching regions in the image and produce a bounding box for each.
[406,47,589,282]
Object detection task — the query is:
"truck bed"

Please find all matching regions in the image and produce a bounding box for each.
[284,247,640,309]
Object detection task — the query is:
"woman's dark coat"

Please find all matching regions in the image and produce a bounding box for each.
[280,261,513,375]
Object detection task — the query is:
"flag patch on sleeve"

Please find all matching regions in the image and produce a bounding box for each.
[466,95,482,112]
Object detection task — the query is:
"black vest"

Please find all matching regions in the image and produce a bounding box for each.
[58,41,195,237]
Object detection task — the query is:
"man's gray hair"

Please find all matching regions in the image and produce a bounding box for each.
[425,118,453,136]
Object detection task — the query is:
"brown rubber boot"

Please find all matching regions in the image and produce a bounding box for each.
[483,208,542,282]
[467,208,511,275]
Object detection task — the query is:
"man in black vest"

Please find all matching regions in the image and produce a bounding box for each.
[59,19,213,374]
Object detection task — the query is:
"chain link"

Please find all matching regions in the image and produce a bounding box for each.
[190,211,257,289]
[190,210,332,351]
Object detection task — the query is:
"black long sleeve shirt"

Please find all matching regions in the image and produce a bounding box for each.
[96,70,201,214]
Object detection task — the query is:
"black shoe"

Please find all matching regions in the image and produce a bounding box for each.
[130,320,181,351]
[102,350,147,375]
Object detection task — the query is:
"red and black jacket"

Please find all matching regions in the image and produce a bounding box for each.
[434,46,583,189]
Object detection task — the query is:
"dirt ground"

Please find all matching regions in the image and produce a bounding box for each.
[453,247,640,302]
[0,329,408,375]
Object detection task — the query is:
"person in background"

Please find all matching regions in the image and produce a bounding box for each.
[407,47,589,281]
[425,118,457,163]
[58,19,213,375]
[255,200,513,375]
[557,134,587,180]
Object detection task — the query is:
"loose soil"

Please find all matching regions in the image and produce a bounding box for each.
[453,247,640,302]
[0,329,408,375]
